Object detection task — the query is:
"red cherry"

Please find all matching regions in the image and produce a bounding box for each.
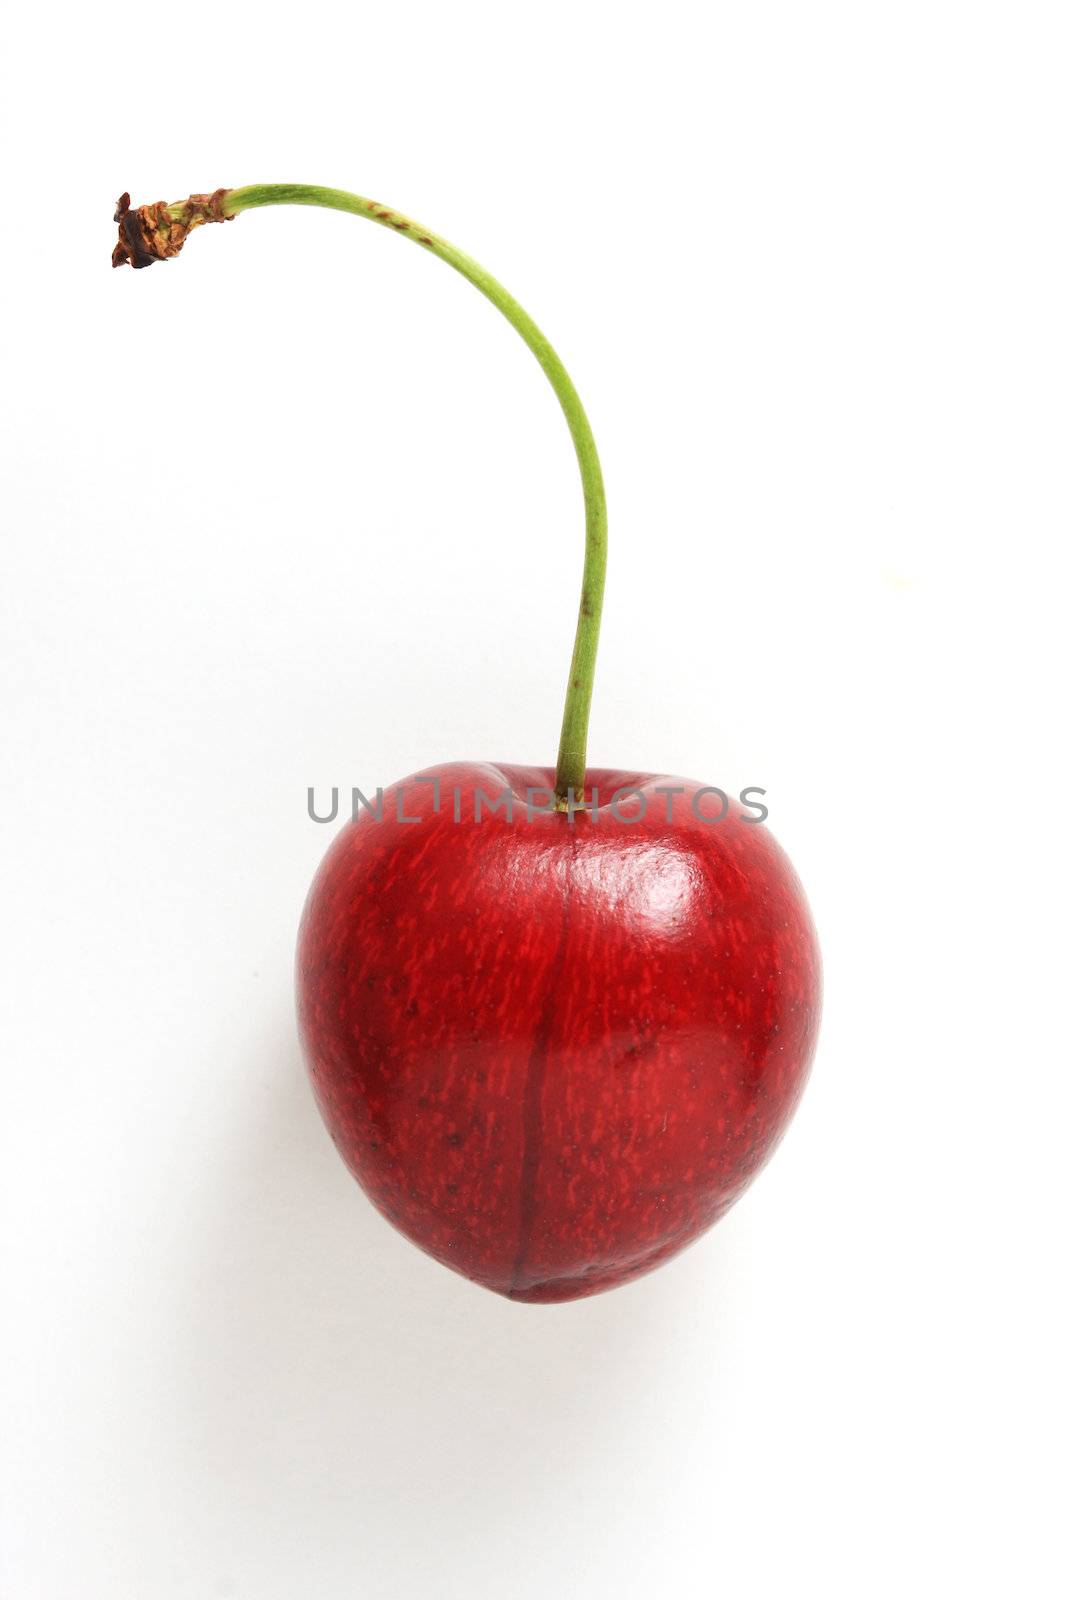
[298,765,820,1302]
[117,183,821,1300]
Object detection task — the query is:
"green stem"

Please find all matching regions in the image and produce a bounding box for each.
[202,183,607,805]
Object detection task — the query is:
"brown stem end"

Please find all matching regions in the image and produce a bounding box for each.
[112,189,233,269]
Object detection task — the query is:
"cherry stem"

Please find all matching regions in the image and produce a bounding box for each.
[163,183,608,805]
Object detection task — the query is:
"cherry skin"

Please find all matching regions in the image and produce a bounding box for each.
[297,763,820,1302]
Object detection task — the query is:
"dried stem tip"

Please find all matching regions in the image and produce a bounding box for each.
[112,189,233,268]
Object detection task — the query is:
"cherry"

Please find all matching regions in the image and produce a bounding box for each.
[115,184,820,1301]
[298,764,818,1301]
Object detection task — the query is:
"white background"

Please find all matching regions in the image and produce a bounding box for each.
[2,4,1065,1596]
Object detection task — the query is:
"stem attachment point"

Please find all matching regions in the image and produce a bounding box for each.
[112,189,233,269]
